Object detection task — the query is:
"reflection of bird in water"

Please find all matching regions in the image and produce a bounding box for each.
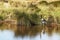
[40,29,45,39]
[42,29,45,34]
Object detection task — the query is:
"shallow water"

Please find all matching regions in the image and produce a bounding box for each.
[0,23,60,40]
[0,30,60,40]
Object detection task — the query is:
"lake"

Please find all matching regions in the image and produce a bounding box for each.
[0,26,60,40]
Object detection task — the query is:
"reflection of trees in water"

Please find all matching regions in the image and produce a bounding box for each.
[55,26,60,33]
[15,25,42,37]
[0,21,60,38]
[15,26,29,37]
[15,24,60,38]
[46,27,54,36]
[15,25,54,38]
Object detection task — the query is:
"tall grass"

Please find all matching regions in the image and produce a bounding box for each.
[13,9,41,26]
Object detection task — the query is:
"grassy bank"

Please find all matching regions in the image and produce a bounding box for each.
[0,1,60,26]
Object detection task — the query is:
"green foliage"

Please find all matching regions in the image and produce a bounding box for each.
[13,9,41,26]
[14,10,23,19]
[0,16,4,20]
[30,13,40,24]
[0,15,4,26]
[0,15,5,20]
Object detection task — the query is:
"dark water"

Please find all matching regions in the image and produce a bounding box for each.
[0,23,60,40]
